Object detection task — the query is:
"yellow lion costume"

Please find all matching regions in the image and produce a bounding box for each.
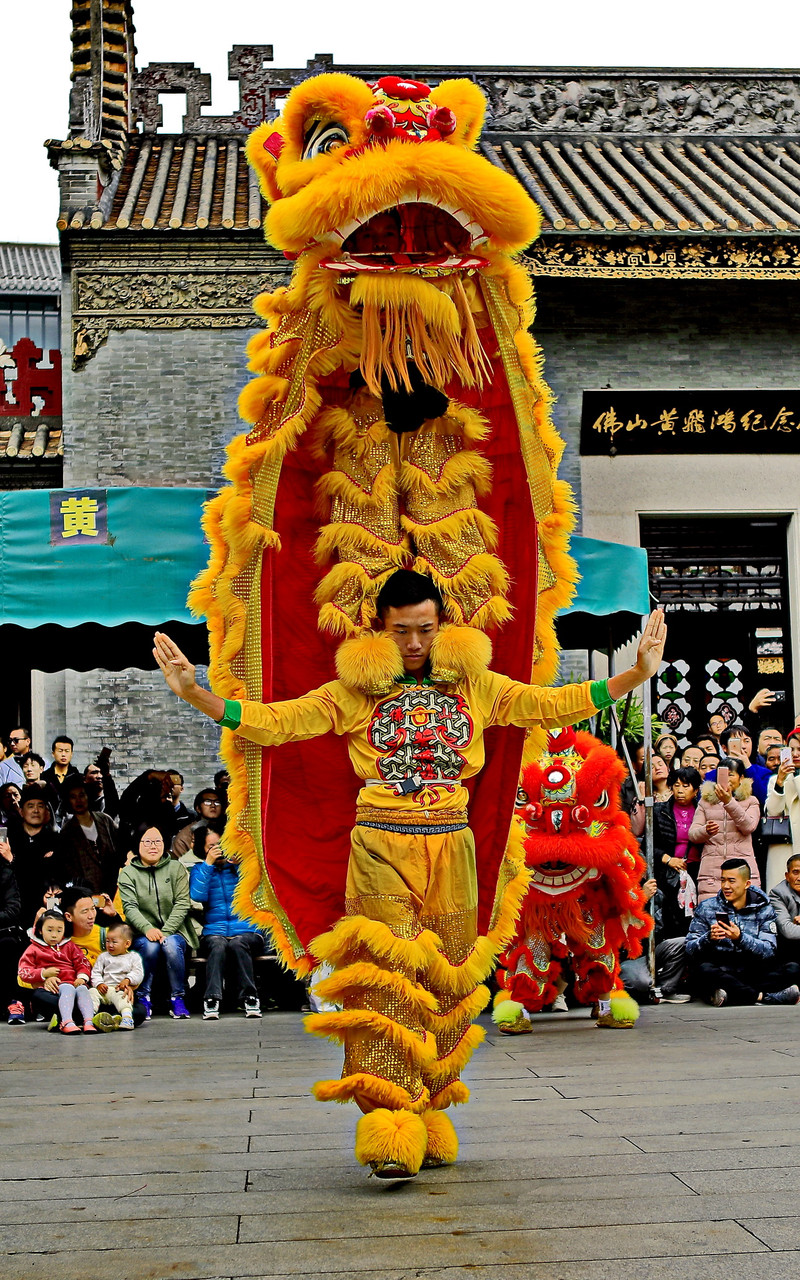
[189,72,591,1177]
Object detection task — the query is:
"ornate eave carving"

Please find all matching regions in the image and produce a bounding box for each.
[67,240,289,367]
[529,235,800,279]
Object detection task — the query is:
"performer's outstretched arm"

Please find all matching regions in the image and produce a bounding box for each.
[153,631,348,746]
[154,632,224,720]
[487,609,667,729]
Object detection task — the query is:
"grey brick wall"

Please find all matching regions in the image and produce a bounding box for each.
[532,277,800,529]
[63,326,259,489]
[38,665,224,804]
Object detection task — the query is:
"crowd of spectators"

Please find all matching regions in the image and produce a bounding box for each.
[618,687,800,1009]
[4,686,800,1035]
[0,725,286,1032]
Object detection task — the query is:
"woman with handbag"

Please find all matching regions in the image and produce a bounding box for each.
[764,731,800,892]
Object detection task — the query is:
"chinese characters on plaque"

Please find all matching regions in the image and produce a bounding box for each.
[580,391,800,456]
[49,490,109,546]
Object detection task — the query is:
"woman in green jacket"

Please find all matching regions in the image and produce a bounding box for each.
[117,826,198,1019]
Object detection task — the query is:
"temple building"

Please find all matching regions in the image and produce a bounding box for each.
[4,0,800,778]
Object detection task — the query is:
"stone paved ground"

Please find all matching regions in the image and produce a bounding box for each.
[2,1003,800,1279]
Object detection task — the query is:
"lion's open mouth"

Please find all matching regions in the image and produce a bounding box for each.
[321,201,489,273]
[530,863,599,896]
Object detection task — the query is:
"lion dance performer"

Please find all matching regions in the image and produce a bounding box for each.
[153,70,666,1180]
[493,727,652,1035]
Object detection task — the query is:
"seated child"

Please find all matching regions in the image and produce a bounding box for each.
[18,909,95,1034]
[89,921,143,1031]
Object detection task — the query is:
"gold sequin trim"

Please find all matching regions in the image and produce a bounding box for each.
[355,806,469,828]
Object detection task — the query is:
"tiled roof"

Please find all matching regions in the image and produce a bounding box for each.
[58,135,264,232]
[60,131,800,237]
[0,245,61,294]
[481,137,800,234]
[0,420,62,461]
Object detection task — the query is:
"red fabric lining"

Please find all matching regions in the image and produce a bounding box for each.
[257,354,537,954]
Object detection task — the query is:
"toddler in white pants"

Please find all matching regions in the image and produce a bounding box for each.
[89,922,143,1029]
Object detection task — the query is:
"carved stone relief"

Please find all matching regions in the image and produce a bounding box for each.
[529,236,800,279]
[70,265,287,366]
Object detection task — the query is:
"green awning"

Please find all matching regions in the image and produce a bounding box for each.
[558,534,651,650]
[0,487,208,626]
[0,490,650,652]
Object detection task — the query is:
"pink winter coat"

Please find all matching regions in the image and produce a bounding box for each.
[688,778,761,901]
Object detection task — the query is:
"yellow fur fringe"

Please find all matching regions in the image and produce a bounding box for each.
[334,630,403,693]
[312,1074,429,1114]
[429,626,492,683]
[304,1009,438,1067]
[419,984,490,1033]
[428,1079,470,1109]
[424,1023,485,1085]
[313,961,439,1014]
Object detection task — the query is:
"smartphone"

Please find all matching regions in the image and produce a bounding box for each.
[717,766,729,790]
[781,746,792,765]
[44,894,58,910]
[0,824,6,843]
[715,911,730,924]
[92,895,104,908]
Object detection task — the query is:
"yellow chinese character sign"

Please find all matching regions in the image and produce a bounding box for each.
[49,489,109,545]
[581,391,800,456]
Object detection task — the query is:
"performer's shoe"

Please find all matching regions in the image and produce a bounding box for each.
[420,1110,458,1169]
[355,1108,427,1181]
[595,992,640,1029]
[491,999,533,1035]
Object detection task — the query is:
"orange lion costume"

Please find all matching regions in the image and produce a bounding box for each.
[494,727,652,1033]
[188,72,607,1177]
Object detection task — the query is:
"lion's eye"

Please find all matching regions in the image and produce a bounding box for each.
[302,121,349,159]
[596,790,609,809]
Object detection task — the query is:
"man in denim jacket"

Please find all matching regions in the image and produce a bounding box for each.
[686,858,798,1006]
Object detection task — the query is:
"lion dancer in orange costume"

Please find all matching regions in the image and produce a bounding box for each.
[153,69,666,1182]
[493,727,652,1034]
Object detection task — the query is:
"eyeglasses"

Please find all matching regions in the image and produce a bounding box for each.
[140,839,163,847]
[202,799,222,806]
[9,736,28,744]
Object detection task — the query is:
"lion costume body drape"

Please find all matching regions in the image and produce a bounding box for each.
[190,72,590,1173]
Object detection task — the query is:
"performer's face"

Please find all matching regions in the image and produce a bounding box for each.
[381,600,440,673]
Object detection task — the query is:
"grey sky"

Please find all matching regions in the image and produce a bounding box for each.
[2,0,796,244]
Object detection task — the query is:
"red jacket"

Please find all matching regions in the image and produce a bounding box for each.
[18,937,92,987]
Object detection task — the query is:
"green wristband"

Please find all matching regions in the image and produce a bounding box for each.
[589,678,615,712]
[217,698,242,730]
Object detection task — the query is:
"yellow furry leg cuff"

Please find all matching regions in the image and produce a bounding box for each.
[312,1073,429,1114]
[355,1108,428,1174]
[421,1109,459,1166]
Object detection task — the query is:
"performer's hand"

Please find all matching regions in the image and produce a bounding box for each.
[153,632,198,699]
[634,609,667,681]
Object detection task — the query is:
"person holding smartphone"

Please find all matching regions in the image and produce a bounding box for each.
[689,757,761,901]
[685,858,798,1006]
[764,730,800,891]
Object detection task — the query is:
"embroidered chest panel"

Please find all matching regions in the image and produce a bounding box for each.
[368,686,474,782]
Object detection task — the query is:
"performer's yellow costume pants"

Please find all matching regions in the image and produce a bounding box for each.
[306,813,488,1115]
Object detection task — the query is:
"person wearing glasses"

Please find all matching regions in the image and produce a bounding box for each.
[0,729,31,788]
[117,825,198,1019]
[171,788,227,865]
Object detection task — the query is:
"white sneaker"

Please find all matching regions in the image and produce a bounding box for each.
[550,993,568,1012]
[662,992,691,1003]
[120,1014,135,1030]
[244,997,262,1018]
[203,999,220,1020]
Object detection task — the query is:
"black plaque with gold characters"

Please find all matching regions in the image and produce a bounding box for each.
[581,391,800,456]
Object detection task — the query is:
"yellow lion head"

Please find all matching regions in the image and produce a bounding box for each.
[245,73,540,264]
